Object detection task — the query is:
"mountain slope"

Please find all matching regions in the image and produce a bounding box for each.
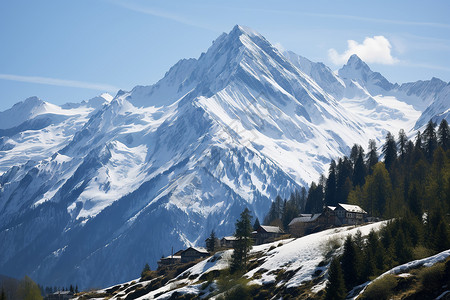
[0,94,111,174]
[414,82,450,128]
[79,222,388,299]
[0,25,449,290]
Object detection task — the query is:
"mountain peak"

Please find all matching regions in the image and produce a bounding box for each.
[231,25,261,37]
[348,54,363,63]
[338,54,394,92]
[0,96,47,129]
[220,25,265,49]
[340,54,371,76]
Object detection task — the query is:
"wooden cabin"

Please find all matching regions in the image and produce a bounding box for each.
[180,247,209,263]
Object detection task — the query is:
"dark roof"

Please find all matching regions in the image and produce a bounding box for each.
[182,247,209,255]
[288,214,321,226]
[259,225,284,233]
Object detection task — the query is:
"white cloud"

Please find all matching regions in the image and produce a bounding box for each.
[0,74,119,92]
[328,36,399,65]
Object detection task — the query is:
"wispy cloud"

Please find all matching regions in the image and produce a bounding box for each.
[305,13,450,29]
[329,36,398,65]
[0,74,119,92]
[110,0,216,32]
[242,8,450,30]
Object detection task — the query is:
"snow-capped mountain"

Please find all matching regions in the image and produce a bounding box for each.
[414,82,450,128]
[0,94,112,174]
[0,25,448,289]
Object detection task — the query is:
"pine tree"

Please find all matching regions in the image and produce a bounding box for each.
[366,139,379,174]
[305,181,324,213]
[434,220,450,252]
[382,132,397,171]
[408,184,422,218]
[0,287,5,300]
[394,229,413,264]
[437,119,450,150]
[398,129,408,159]
[341,235,361,290]
[413,131,425,162]
[380,226,396,269]
[75,285,79,294]
[362,163,392,217]
[405,140,414,161]
[264,195,284,225]
[350,144,360,165]
[336,157,353,202]
[325,160,337,206]
[281,200,299,230]
[423,120,437,161]
[325,258,346,300]
[415,130,423,150]
[352,148,366,187]
[230,208,253,273]
[141,263,151,277]
[206,230,217,252]
[361,236,376,280]
[70,285,74,293]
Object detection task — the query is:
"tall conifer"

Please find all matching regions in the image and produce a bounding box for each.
[230,208,253,273]
[325,258,346,300]
[437,119,450,150]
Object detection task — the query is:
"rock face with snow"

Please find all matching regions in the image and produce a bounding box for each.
[0,25,449,289]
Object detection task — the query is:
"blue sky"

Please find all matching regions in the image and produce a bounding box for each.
[1,0,449,111]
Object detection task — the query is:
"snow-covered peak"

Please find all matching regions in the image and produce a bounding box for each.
[0,96,47,129]
[0,25,448,291]
[338,54,394,94]
[395,77,448,111]
[100,93,113,102]
[61,93,113,110]
[347,54,367,68]
[230,24,262,38]
[85,93,113,109]
[121,25,295,109]
[339,54,372,81]
[414,82,450,128]
[21,96,45,108]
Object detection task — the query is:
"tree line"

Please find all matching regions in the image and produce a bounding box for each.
[261,119,450,298]
[265,119,450,231]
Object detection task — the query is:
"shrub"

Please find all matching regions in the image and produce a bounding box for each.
[412,246,434,260]
[222,284,252,300]
[362,274,397,300]
[418,262,445,292]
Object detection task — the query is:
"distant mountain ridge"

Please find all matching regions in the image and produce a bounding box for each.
[0,25,448,289]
